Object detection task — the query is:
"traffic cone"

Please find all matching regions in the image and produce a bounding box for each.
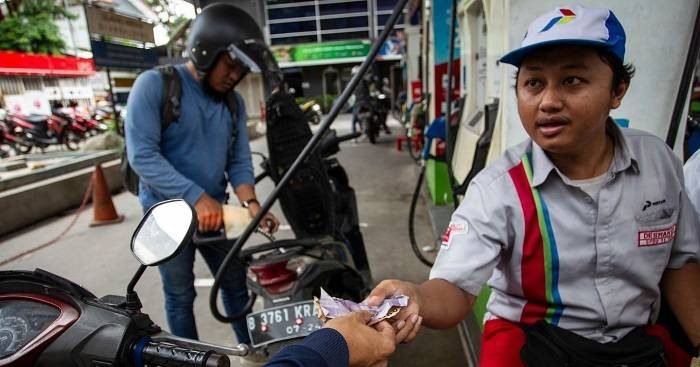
[89,164,124,227]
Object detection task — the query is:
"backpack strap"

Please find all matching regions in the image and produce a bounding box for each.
[156,64,238,140]
[156,65,182,132]
[225,92,239,144]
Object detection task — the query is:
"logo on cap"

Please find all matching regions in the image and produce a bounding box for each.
[540,8,576,33]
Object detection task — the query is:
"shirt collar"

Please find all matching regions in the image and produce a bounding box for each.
[529,118,639,188]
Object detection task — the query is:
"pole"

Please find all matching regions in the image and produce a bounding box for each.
[105,68,121,135]
[444,0,459,207]
[666,3,700,148]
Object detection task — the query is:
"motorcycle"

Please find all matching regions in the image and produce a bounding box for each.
[6,112,82,153]
[299,100,322,125]
[59,107,108,137]
[193,114,371,356]
[0,110,21,158]
[356,90,390,144]
[0,199,248,366]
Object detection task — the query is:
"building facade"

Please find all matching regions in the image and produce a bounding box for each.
[263,0,406,109]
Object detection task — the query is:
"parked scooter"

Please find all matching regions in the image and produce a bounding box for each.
[0,109,21,158]
[0,199,248,366]
[299,100,322,125]
[7,112,82,153]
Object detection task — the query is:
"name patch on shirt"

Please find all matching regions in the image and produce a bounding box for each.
[441,222,468,249]
[638,224,677,247]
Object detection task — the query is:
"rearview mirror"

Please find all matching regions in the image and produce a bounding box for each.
[131,199,196,266]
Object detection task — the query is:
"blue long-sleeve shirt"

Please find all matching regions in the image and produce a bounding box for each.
[125,64,255,210]
[265,328,349,367]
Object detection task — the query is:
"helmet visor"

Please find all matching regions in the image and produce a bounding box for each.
[227,44,260,74]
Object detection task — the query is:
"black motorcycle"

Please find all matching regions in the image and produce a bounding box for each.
[357,90,390,144]
[194,92,371,356]
[0,199,248,367]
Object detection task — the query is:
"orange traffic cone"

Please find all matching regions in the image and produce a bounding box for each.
[89,164,124,227]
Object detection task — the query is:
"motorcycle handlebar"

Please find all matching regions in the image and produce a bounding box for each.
[140,340,230,367]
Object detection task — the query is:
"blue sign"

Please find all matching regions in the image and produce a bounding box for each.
[433,0,460,64]
[90,40,158,69]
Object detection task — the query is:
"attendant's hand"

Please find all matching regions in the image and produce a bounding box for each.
[247,202,280,233]
[325,311,396,367]
[194,193,223,232]
[366,280,423,344]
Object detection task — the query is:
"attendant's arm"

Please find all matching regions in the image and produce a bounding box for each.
[663,159,700,347]
[661,263,700,347]
[126,71,204,205]
[417,279,476,329]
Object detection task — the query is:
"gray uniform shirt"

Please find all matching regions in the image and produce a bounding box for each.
[431,121,700,343]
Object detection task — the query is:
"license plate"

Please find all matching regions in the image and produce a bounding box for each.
[246,300,322,347]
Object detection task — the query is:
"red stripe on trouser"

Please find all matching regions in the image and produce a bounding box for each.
[479,319,526,367]
[479,319,691,366]
[508,163,547,323]
[644,324,691,367]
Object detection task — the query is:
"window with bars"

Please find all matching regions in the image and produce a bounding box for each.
[270,21,317,34]
[268,5,316,20]
[318,1,368,16]
[265,0,403,45]
[23,77,43,91]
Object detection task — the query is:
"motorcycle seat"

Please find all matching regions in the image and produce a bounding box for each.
[25,114,49,124]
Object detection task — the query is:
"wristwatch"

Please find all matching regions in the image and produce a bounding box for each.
[241,198,259,209]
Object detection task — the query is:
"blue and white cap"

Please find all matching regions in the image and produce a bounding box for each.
[500,4,626,67]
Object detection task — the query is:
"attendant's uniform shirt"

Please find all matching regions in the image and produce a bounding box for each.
[430,121,700,343]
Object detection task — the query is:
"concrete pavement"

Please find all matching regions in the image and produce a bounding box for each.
[0,114,466,366]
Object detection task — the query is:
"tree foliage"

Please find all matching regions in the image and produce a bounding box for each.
[0,0,75,54]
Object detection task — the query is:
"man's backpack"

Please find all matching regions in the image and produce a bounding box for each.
[120,65,239,195]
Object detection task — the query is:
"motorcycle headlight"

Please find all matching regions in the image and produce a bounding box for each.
[377,94,387,100]
[312,104,321,112]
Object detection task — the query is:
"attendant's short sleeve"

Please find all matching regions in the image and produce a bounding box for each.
[669,153,700,268]
[429,180,507,297]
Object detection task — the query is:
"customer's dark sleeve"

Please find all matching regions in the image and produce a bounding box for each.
[264,328,349,367]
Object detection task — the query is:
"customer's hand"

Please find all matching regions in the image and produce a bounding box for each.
[247,202,280,233]
[366,280,423,344]
[325,311,396,367]
[194,193,223,232]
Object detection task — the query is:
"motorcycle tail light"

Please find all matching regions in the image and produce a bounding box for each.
[249,260,297,294]
[286,256,314,276]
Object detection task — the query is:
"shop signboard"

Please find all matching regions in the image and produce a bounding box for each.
[0,51,95,77]
[85,5,155,43]
[90,40,158,70]
[272,40,371,63]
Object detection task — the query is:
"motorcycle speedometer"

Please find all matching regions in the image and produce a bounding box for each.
[0,300,60,358]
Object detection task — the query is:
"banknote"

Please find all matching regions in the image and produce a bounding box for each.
[314,288,409,325]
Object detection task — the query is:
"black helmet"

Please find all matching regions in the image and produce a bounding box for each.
[186,3,264,74]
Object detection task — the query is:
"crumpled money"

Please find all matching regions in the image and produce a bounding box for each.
[313,288,409,325]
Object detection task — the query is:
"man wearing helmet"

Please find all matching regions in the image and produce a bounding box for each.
[125,3,279,346]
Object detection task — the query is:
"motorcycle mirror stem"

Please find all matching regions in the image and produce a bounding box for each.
[125,199,198,312]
